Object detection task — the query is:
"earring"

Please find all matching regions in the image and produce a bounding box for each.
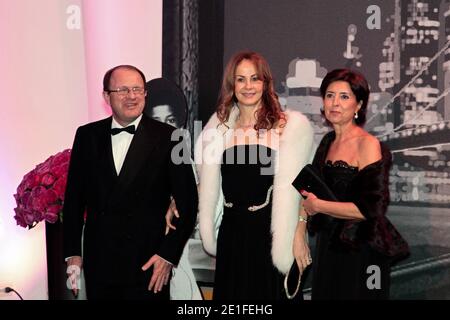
[354,112,358,119]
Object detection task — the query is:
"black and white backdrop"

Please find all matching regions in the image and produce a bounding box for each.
[164,0,450,299]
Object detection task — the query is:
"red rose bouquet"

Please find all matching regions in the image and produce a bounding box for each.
[14,149,71,229]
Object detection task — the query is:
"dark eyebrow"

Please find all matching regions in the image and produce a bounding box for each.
[235,74,258,78]
[326,90,352,95]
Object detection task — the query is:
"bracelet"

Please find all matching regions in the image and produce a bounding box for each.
[298,215,308,223]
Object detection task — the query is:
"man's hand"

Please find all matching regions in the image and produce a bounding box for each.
[141,254,173,293]
[66,256,83,298]
[165,197,179,235]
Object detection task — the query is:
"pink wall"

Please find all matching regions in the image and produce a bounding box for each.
[82,0,162,121]
[0,0,162,299]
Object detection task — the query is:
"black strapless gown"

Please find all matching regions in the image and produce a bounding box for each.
[213,144,287,300]
[311,160,391,300]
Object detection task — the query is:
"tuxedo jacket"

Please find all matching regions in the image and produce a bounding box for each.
[63,114,198,286]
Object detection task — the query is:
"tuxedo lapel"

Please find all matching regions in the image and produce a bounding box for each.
[112,115,159,195]
[96,117,118,185]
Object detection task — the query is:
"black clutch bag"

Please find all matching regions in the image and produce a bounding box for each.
[292,164,337,201]
[292,164,338,235]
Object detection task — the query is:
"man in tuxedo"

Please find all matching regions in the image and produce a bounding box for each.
[63,65,198,299]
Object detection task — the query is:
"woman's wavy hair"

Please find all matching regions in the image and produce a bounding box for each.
[216,51,285,130]
[319,68,369,127]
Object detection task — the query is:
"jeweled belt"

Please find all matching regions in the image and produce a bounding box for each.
[223,185,273,212]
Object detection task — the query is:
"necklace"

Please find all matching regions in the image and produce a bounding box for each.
[236,109,257,129]
[236,115,256,129]
[237,123,256,129]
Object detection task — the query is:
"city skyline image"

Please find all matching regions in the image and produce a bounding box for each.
[223,0,450,298]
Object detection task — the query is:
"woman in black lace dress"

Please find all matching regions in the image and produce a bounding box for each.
[293,69,409,299]
[196,51,314,300]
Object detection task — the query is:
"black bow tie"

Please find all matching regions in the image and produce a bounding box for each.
[111,125,136,135]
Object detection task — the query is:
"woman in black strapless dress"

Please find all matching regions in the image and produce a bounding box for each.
[214,144,281,299]
[196,51,314,300]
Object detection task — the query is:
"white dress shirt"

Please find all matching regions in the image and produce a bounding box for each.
[111,115,142,175]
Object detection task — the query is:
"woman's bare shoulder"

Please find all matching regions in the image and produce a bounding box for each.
[358,132,381,167]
